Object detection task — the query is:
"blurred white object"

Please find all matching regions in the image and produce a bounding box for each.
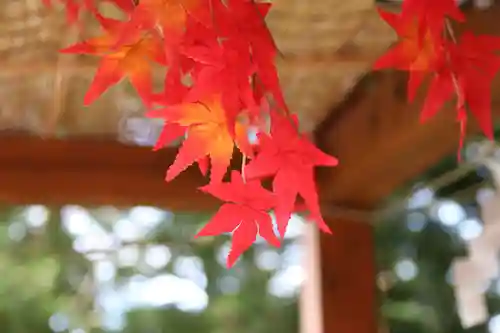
[118,116,165,147]
[455,289,489,328]
[473,0,493,9]
[481,194,500,225]
[452,259,490,291]
[469,235,499,278]
[488,163,500,190]
[453,155,500,328]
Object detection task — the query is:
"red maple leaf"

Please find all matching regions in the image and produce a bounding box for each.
[196,170,280,268]
[212,0,274,47]
[120,0,211,42]
[150,68,188,150]
[420,32,500,145]
[60,21,166,106]
[401,0,464,35]
[210,0,286,112]
[105,1,210,79]
[374,8,441,101]
[182,37,256,121]
[244,111,338,238]
[147,95,252,183]
[150,67,212,176]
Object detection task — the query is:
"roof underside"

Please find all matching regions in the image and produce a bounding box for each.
[0,0,397,145]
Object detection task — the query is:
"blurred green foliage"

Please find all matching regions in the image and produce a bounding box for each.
[377,145,499,333]
[0,205,299,332]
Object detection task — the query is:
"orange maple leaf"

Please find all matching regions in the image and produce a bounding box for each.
[374,8,441,101]
[60,21,166,106]
[147,95,252,184]
[125,0,211,40]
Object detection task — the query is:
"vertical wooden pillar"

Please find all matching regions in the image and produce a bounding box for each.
[320,218,377,333]
[300,224,324,333]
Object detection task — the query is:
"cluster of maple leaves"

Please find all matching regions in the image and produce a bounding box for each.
[374,0,500,152]
[43,0,338,267]
[42,0,500,267]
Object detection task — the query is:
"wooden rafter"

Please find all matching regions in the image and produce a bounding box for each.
[0,135,239,210]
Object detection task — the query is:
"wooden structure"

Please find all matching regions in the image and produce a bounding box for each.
[1,0,500,332]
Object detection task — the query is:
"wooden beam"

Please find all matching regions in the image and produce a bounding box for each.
[313,4,500,333]
[0,135,233,210]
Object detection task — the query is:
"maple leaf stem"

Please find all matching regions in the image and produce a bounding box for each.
[444,19,458,44]
[241,154,247,183]
[443,20,463,106]
[458,112,466,161]
[444,18,466,160]
[443,19,461,96]
[154,25,164,38]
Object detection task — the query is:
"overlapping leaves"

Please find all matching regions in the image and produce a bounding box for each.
[373,0,500,155]
[46,0,500,267]
[47,0,337,268]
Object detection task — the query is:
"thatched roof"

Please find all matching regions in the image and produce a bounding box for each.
[267,0,396,131]
[0,0,397,144]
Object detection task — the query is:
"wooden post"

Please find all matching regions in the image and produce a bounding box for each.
[300,224,324,333]
[319,218,377,333]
